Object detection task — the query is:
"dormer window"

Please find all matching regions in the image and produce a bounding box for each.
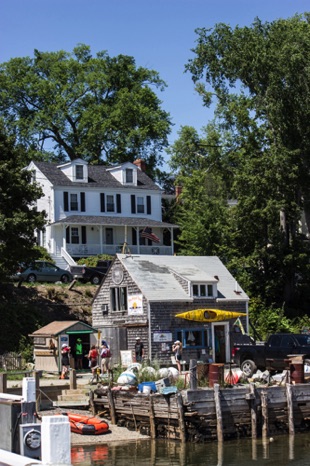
[125,168,133,183]
[76,165,84,180]
[193,283,214,298]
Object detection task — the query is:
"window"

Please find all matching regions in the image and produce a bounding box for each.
[70,194,78,211]
[125,168,133,183]
[175,329,209,349]
[137,197,144,213]
[71,227,79,244]
[106,195,115,212]
[192,284,214,298]
[110,286,127,311]
[76,165,84,180]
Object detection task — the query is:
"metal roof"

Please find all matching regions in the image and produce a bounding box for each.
[117,254,249,302]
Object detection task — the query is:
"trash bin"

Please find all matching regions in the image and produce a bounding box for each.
[209,363,224,388]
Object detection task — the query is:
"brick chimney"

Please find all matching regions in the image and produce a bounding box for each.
[133,158,146,172]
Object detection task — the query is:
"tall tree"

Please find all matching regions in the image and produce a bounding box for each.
[179,14,310,308]
[0,125,46,280]
[0,44,171,174]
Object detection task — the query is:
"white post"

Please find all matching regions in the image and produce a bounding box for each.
[41,415,71,465]
[22,377,36,402]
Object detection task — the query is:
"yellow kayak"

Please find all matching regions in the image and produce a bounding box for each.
[175,309,247,322]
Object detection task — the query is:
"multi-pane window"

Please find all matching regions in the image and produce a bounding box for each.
[110,287,127,311]
[137,197,144,213]
[76,165,84,180]
[71,227,79,244]
[125,168,133,183]
[70,194,78,211]
[192,283,214,298]
[106,195,115,212]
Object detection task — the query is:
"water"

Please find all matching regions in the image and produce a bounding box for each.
[71,433,310,465]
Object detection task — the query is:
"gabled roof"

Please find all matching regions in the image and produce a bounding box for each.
[117,254,249,302]
[29,320,97,337]
[32,161,161,191]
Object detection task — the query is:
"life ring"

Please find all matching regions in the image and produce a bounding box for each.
[63,413,109,435]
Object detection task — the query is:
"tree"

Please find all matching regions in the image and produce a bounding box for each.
[0,44,172,174]
[0,125,46,280]
[179,14,310,309]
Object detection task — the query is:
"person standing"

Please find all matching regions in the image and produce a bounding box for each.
[88,344,99,375]
[100,342,112,376]
[74,338,83,370]
[134,337,144,363]
[172,340,183,373]
[60,343,71,379]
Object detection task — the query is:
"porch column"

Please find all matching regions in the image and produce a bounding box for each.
[137,227,140,254]
[100,226,103,254]
[170,227,174,255]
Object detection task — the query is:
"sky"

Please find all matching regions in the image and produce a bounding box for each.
[1,0,309,168]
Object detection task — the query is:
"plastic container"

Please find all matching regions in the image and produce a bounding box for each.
[138,381,157,393]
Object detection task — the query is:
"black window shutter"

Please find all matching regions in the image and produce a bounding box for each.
[66,226,70,244]
[80,192,85,212]
[131,195,136,214]
[100,193,105,212]
[147,196,151,215]
[132,227,137,245]
[64,192,69,212]
[81,226,87,244]
[116,194,121,213]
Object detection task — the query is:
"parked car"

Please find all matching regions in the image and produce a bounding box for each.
[14,261,73,283]
[69,260,112,285]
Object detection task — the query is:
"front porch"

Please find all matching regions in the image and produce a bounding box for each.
[66,243,172,258]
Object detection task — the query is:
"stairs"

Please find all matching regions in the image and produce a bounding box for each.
[53,388,90,408]
[50,254,73,270]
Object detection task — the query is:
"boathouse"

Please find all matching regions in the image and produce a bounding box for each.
[92,254,249,367]
[29,321,98,373]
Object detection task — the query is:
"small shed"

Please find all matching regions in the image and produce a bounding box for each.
[29,321,98,373]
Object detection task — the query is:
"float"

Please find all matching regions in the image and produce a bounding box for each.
[63,413,109,435]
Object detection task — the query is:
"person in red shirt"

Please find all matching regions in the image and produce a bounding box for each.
[88,345,98,374]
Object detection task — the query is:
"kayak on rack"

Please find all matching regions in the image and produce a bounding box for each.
[175,309,247,322]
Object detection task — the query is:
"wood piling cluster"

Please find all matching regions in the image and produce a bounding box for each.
[90,382,310,443]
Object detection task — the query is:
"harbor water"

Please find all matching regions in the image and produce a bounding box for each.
[71,433,310,465]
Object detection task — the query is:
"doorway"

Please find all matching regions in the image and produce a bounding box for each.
[212,323,230,363]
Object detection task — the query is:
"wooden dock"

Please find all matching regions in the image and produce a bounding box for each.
[90,382,310,442]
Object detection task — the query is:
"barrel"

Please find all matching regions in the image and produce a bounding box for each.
[209,363,224,388]
[290,362,304,384]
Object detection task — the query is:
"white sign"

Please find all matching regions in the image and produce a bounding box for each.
[153,331,172,342]
[128,294,143,315]
[120,350,134,367]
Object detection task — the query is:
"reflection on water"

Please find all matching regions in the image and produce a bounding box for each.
[71,433,310,465]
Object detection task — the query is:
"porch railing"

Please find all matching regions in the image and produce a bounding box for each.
[66,243,173,257]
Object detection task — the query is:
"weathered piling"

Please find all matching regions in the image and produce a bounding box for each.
[91,382,310,443]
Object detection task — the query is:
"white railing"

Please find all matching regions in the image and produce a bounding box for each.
[66,243,173,256]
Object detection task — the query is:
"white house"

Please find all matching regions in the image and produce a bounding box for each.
[27,158,178,266]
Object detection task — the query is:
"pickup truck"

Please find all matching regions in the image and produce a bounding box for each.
[232,333,310,377]
[70,260,112,285]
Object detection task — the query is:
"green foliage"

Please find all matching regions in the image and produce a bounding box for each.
[0,44,172,174]
[171,14,310,312]
[76,254,114,267]
[18,335,34,363]
[0,126,46,280]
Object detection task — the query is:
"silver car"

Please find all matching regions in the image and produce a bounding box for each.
[15,261,73,283]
